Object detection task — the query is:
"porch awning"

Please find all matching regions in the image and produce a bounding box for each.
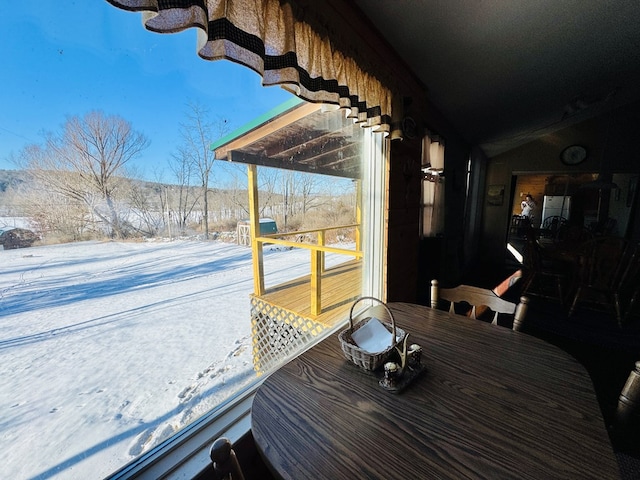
[211,98,364,179]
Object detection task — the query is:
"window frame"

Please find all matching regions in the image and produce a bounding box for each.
[107,323,356,479]
[106,382,256,479]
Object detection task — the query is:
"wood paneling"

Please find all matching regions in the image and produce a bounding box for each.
[512,175,546,217]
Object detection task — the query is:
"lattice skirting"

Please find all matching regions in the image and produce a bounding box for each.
[251,296,327,375]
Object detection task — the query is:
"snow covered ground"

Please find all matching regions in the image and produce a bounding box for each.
[0,238,353,479]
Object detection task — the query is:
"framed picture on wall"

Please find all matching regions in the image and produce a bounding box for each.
[487,184,505,206]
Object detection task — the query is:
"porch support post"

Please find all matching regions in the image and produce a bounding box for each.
[248,164,264,295]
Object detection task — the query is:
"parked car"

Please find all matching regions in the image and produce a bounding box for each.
[0,228,38,250]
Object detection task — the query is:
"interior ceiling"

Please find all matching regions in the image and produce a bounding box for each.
[354,0,640,157]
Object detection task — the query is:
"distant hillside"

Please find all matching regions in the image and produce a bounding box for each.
[0,169,197,196]
[0,168,355,241]
[0,169,30,192]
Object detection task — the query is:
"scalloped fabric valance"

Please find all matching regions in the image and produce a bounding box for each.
[105,0,401,138]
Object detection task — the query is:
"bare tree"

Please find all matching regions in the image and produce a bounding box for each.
[296,172,319,216]
[128,182,163,237]
[17,176,91,242]
[218,163,250,220]
[177,102,230,239]
[257,168,283,219]
[18,111,149,239]
[169,147,201,234]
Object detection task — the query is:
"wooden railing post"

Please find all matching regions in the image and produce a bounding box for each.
[318,230,325,273]
[311,248,322,315]
[251,224,362,317]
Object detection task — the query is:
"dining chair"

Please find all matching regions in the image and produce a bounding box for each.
[567,236,630,325]
[554,224,594,246]
[540,215,568,239]
[611,362,640,456]
[209,433,276,480]
[520,233,567,305]
[618,242,640,322]
[430,279,529,331]
[210,437,246,480]
[510,215,527,237]
[615,361,640,427]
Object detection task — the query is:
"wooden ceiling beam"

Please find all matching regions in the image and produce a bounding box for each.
[262,122,359,158]
[276,140,359,167]
[227,151,360,179]
[297,147,360,169]
[214,102,322,159]
[265,134,352,159]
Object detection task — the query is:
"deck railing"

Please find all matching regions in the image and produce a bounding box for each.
[252,224,362,316]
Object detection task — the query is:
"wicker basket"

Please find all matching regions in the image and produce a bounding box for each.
[338,297,406,371]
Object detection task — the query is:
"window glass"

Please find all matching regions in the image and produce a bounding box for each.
[0,3,386,478]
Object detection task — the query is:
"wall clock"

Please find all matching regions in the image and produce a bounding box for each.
[560,145,588,165]
[402,116,417,139]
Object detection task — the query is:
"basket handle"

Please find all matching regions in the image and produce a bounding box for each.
[349,297,396,341]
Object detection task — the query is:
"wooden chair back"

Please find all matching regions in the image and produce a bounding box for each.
[619,243,640,321]
[568,236,631,324]
[581,236,629,291]
[555,224,593,245]
[541,215,567,238]
[612,361,640,450]
[430,279,529,331]
[520,234,567,305]
[210,437,246,480]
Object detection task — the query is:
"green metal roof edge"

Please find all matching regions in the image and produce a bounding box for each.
[210,96,305,151]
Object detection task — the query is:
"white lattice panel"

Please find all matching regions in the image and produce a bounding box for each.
[250,297,327,375]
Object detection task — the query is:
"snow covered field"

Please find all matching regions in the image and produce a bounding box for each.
[0,239,352,479]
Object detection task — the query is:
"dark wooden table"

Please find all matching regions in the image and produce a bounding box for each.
[251,302,619,479]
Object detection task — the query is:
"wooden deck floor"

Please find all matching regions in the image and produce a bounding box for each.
[253,259,362,328]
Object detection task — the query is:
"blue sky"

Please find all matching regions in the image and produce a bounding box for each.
[0,1,293,181]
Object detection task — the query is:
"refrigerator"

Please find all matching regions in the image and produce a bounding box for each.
[542,195,571,225]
